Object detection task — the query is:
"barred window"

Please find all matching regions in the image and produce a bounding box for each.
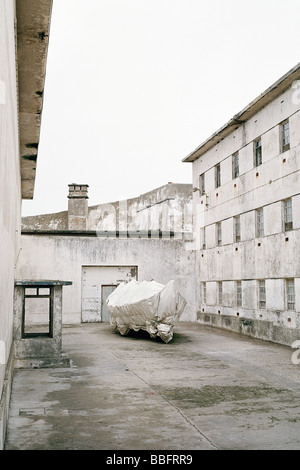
[281,120,290,153]
[218,282,223,305]
[254,138,262,167]
[236,281,242,307]
[287,279,295,310]
[202,227,206,250]
[202,282,207,304]
[215,164,221,188]
[199,173,205,195]
[216,222,222,246]
[234,215,241,242]
[232,153,239,179]
[284,198,293,232]
[256,208,264,238]
[259,280,266,309]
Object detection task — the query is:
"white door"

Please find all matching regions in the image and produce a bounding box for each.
[101,285,117,322]
[81,266,137,322]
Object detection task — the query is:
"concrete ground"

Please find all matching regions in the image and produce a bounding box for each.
[4,322,300,450]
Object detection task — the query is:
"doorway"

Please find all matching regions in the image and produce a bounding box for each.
[81,266,138,322]
[101,285,117,322]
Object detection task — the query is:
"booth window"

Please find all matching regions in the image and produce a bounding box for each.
[22,286,54,338]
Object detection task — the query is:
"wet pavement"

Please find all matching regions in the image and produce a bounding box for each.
[4,322,300,450]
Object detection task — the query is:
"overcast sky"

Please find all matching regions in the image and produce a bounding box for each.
[22,0,300,216]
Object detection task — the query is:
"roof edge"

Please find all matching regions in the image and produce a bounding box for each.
[183,62,300,163]
[16,0,53,199]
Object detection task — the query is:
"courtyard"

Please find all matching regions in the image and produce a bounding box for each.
[4,322,300,450]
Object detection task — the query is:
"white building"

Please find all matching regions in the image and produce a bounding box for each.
[0,0,52,448]
[183,63,300,345]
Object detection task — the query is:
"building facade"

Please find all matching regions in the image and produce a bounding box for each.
[183,63,300,345]
[0,0,52,449]
[19,183,196,325]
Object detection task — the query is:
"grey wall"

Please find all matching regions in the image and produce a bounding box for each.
[17,235,197,324]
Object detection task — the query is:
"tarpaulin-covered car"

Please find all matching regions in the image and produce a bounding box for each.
[106,280,186,343]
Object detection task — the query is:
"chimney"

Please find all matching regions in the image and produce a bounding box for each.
[67,184,89,231]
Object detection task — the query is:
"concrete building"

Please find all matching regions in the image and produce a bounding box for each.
[2,0,300,451]
[0,0,52,448]
[183,63,300,345]
[19,183,196,325]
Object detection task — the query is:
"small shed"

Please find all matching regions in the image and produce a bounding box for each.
[14,280,72,368]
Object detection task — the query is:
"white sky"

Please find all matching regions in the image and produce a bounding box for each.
[22,0,300,216]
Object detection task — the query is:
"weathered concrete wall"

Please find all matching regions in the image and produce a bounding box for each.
[197,312,300,347]
[17,235,197,325]
[0,0,21,450]
[13,282,71,368]
[191,73,300,344]
[21,183,193,234]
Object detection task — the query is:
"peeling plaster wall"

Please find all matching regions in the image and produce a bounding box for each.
[16,235,197,325]
[0,0,21,449]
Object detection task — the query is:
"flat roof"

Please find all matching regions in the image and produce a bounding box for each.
[15,280,72,286]
[182,62,300,163]
[16,0,53,199]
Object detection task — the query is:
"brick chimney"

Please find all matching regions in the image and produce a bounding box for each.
[67,184,89,231]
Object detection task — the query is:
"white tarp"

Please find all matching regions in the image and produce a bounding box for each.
[106,280,187,343]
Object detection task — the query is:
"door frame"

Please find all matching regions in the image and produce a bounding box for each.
[101,284,118,322]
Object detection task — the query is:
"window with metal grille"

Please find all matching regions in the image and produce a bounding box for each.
[286,279,295,310]
[236,281,242,307]
[254,138,262,167]
[202,282,207,304]
[259,280,266,309]
[234,215,241,242]
[284,198,293,231]
[281,120,290,153]
[215,163,221,188]
[218,281,223,305]
[216,222,222,246]
[256,208,264,238]
[232,153,239,179]
[202,227,206,250]
[199,173,205,195]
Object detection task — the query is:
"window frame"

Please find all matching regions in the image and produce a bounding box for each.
[234,215,241,243]
[201,227,206,250]
[281,119,290,153]
[236,281,242,307]
[254,138,262,167]
[232,153,239,179]
[216,221,222,247]
[22,285,54,338]
[256,208,264,238]
[258,280,266,309]
[215,163,221,188]
[202,282,207,304]
[284,198,293,232]
[199,173,205,195]
[218,281,223,305]
[286,278,295,311]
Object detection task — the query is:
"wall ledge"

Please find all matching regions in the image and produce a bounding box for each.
[197,311,300,347]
